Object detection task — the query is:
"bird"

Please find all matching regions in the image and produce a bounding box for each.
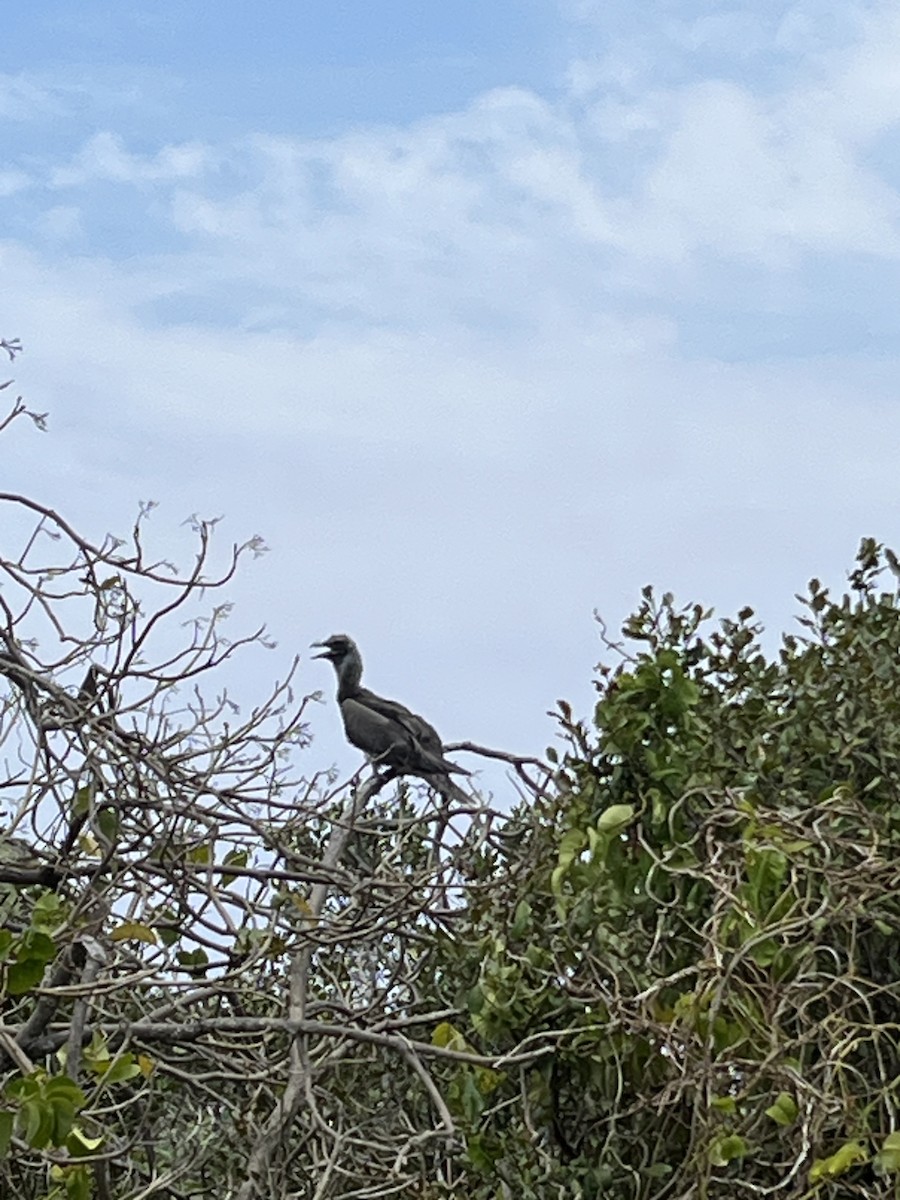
[310,634,470,783]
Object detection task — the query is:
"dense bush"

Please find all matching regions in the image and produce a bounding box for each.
[431,539,900,1198]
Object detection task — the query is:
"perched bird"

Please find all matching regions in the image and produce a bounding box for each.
[311,634,469,782]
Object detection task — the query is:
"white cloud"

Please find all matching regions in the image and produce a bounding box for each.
[812,7,900,142]
[566,5,900,269]
[28,3,898,335]
[2,0,893,357]
[774,1,868,58]
[36,205,83,241]
[52,132,215,187]
[6,232,900,762]
[0,68,162,130]
[0,73,62,120]
[625,79,900,264]
[4,2,900,764]
[0,169,30,197]
[671,10,771,57]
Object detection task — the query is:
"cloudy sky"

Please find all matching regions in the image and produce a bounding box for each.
[3,1,900,786]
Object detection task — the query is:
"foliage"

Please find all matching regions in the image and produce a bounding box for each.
[430,541,900,1198]
[3,340,900,1199]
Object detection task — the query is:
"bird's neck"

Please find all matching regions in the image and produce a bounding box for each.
[335,650,363,700]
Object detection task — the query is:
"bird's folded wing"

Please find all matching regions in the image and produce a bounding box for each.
[342,693,469,776]
[341,696,413,759]
[355,687,444,754]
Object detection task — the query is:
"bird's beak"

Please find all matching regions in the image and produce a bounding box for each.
[310,641,331,660]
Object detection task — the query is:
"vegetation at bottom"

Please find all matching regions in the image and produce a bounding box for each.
[2,343,900,1197]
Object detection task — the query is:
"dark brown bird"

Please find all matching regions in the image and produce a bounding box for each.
[311,634,469,781]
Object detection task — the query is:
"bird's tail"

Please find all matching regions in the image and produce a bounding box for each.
[445,760,471,777]
[420,746,471,777]
[432,774,471,807]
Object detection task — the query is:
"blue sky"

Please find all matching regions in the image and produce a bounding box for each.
[4,0,900,784]
[3,2,561,140]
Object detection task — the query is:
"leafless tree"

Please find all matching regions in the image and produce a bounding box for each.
[0,344,550,1199]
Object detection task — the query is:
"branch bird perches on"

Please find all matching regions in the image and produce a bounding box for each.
[311,634,470,783]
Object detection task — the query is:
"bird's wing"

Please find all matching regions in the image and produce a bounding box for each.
[344,691,470,777]
[355,688,444,755]
[341,697,414,762]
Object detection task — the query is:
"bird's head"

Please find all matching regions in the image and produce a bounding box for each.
[310,634,357,665]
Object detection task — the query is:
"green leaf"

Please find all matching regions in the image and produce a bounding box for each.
[467,984,484,1015]
[64,1164,92,1200]
[71,786,92,817]
[476,1066,502,1095]
[32,894,65,931]
[66,1126,105,1157]
[4,1077,32,1100]
[105,1054,142,1084]
[809,1141,867,1181]
[874,1131,900,1176]
[7,958,47,996]
[709,1133,749,1166]
[650,789,668,826]
[432,1022,465,1051]
[597,804,635,834]
[748,938,780,967]
[744,845,788,914]
[510,900,531,939]
[550,864,568,898]
[557,827,587,868]
[96,806,119,843]
[44,1077,85,1106]
[765,1091,798,1127]
[525,942,546,967]
[466,1132,496,1173]
[460,1072,484,1123]
[647,1162,673,1179]
[86,1051,142,1084]
[22,1097,53,1148]
[110,922,157,946]
[18,929,56,962]
[177,948,209,970]
[153,909,180,947]
[0,1110,13,1158]
[48,1096,76,1144]
[221,848,249,885]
